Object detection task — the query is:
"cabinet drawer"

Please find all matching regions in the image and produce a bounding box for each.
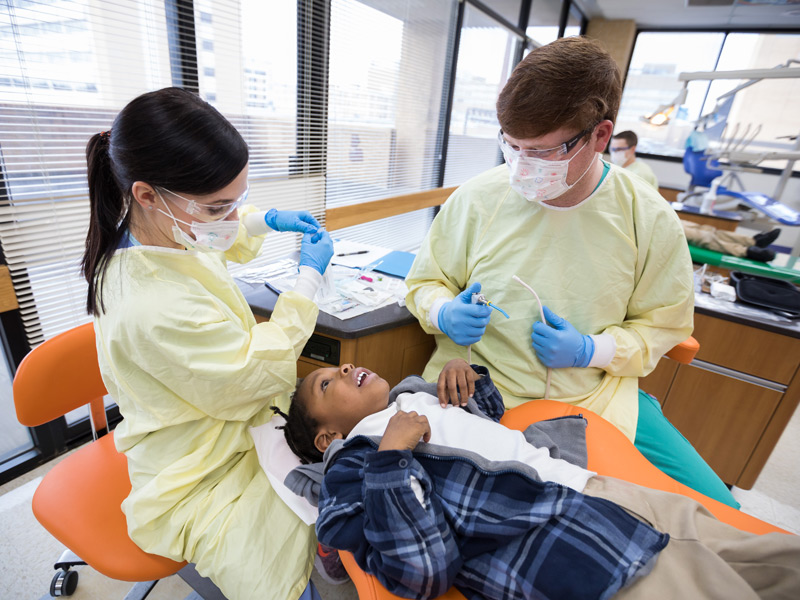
[640,359,679,405]
[693,313,800,384]
[663,363,782,485]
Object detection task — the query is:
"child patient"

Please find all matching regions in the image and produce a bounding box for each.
[277,359,800,600]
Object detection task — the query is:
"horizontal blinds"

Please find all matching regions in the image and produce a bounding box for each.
[0,0,323,346]
[324,0,455,250]
[0,0,179,346]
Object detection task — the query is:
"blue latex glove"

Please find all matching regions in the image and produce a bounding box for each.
[531,306,595,368]
[437,282,492,346]
[299,230,334,275]
[265,209,320,234]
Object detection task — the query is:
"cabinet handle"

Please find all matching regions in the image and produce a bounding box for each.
[688,359,787,392]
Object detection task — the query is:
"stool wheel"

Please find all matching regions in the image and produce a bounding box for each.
[50,568,78,597]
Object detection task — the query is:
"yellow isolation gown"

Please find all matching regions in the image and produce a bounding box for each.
[627,158,659,190]
[406,163,693,441]
[94,206,317,600]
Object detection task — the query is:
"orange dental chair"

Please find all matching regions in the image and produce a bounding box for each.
[340,337,790,600]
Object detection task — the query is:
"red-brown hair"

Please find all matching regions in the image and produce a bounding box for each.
[497,37,622,139]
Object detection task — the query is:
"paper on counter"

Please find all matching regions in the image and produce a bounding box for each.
[331,239,391,269]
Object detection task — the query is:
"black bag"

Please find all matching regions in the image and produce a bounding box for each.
[729,271,800,318]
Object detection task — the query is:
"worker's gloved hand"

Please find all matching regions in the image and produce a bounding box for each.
[531,306,595,368]
[438,282,492,346]
[265,209,320,234]
[299,230,334,275]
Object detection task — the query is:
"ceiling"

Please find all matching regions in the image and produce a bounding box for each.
[576,0,800,29]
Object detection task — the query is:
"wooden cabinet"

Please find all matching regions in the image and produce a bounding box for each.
[641,312,800,489]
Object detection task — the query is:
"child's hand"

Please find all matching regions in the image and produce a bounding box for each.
[378,410,431,452]
[437,358,479,407]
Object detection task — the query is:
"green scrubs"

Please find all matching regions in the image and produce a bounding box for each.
[635,390,740,509]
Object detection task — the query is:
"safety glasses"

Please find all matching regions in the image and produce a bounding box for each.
[498,125,596,161]
[159,184,249,222]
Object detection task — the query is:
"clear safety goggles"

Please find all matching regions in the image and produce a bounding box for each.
[609,145,632,152]
[498,125,595,161]
[158,184,249,222]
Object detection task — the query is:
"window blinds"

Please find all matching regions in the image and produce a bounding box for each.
[0,0,323,346]
[323,0,455,250]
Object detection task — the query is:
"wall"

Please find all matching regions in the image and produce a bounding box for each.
[585,18,637,75]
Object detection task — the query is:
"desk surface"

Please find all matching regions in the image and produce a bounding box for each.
[694,291,800,339]
[237,279,418,339]
[238,278,800,341]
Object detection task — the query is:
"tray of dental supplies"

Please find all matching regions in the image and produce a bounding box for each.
[729,271,800,319]
[235,240,413,320]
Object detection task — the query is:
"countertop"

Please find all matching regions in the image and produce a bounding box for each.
[236,278,418,339]
[237,278,800,341]
[694,291,800,339]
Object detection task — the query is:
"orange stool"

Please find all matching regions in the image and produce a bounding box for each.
[13,323,186,597]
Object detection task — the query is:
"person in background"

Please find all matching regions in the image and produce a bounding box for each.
[82,87,336,600]
[609,130,659,190]
[405,37,740,509]
[681,220,780,263]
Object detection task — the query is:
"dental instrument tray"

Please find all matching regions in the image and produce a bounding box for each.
[729,271,800,318]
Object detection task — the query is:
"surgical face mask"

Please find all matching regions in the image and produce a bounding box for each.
[500,139,595,202]
[155,190,240,251]
[610,149,631,167]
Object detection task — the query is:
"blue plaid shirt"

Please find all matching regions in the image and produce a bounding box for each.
[316,368,668,600]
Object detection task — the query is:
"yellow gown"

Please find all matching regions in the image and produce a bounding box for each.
[94,206,317,600]
[627,158,659,190]
[406,163,693,440]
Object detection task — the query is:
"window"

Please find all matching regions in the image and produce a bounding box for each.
[618,31,800,171]
[0,0,178,348]
[703,33,800,171]
[0,341,30,463]
[325,0,455,250]
[526,0,562,47]
[443,3,522,187]
[563,3,584,38]
[617,32,725,157]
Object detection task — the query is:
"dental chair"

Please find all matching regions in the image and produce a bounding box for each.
[339,337,789,600]
[680,148,800,227]
[13,323,226,599]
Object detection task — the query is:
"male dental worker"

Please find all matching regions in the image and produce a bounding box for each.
[609,130,659,190]
[405,36,738,508]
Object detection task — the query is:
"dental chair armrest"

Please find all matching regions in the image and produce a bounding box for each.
[665,336,699,364]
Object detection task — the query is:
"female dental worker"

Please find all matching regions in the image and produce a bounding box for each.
[82,87,332,600]
[406,37,739,509]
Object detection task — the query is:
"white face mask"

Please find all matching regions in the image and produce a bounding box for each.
[502,140,595,202]
[610,150,629,167]
[155,190,240,251]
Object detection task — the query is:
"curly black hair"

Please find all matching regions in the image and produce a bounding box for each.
[270,381,323,464]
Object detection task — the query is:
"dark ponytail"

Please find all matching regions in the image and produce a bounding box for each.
[82,87,249,316]
[82,131,130,315]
